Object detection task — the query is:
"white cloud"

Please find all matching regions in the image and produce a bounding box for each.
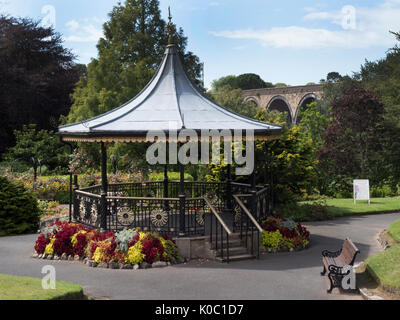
[233,45,247,50]
[66,20,80,32]
[209,2,220,6]
[211,0,400,49]
[64,19,103,43]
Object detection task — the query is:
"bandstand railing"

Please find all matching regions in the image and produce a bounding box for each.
[73,181,271,240]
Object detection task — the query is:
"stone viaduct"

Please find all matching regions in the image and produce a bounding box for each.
[242,84,324,124]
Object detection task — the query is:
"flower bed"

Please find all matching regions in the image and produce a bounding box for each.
[261,216,310,253]
[32,222,182,269]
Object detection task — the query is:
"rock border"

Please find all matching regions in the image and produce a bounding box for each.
[31,253,186,270]
[261,243,310,254]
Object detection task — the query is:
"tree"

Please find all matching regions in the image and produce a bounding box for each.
[255,111,318,203]
[210,73,272,93]
[274,83,288,88]
[317,88,385,183]
[0,16,79,158]
[356,31,400,189]
[236,73,272,90]
[298,102,331,195]
[4,125,68,180]
[326,72,343,83]
[65,0,202,124]
[209,87,260,118]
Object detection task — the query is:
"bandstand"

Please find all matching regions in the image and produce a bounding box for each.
[57,15,282,261]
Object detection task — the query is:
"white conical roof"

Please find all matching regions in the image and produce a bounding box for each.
[58,44,282,139]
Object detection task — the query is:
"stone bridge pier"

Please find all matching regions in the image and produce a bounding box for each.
[242,84,324,124]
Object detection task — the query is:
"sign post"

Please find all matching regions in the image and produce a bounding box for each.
[354,180,370,205]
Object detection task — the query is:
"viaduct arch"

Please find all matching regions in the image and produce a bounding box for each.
[243,84,323,124]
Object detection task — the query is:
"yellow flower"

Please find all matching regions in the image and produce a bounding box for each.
[44,237,56,255]
[125,242,145,265]
[71,230,87,246]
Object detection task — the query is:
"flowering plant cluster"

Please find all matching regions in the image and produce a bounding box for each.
[261,215,310,251]
[16,174,69,199]
[34,222,180,267]
[69,149,96,175]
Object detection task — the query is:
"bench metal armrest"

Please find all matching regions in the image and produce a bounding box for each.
[328,265,351,276]
[322,249,342,258]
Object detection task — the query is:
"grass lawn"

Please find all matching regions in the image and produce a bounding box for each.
[302,197,400,217]
[388,220,400,242]
[365,244,400,291]
[0,274,85,300]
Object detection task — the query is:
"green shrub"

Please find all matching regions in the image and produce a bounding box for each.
[55,191,70,204]
[371,185,396,198]
[148,172,194,182]
[0,177,40,236]
[278,200,333,222]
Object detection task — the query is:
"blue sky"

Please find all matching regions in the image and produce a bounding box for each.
[1,0,400,89]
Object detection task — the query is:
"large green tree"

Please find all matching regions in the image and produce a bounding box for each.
[65,0,202,123]
[210,73,273,93]
[356,31,400,189]
[317,88,385,186]
[0,16,79,158]
[4,125,69,179]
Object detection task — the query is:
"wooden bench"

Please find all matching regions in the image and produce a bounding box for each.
[321,238,360,293]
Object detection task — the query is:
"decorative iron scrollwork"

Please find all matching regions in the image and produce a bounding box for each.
[195,209,205,226]
[150,209,168,227]
[117,208,135,226]
[234,204,242,224]
[79,201,86,220]
[90,203,98,223]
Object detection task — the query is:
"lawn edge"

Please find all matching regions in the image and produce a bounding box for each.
[364,225,400,299]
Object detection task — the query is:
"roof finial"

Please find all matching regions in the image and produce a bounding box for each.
[166,6,176,44]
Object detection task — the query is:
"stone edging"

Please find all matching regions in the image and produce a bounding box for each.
[260,243,310,254]
[31,252,186,270]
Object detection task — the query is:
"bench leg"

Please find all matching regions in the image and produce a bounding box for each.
[321,265,326,276]
[327,273,334,294]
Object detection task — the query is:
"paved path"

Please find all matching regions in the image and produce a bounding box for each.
[0,213,399,300]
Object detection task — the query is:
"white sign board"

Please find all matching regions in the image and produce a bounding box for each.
[354,180,370,204]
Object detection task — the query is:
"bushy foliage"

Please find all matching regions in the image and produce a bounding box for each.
[318,88,385,182]
[148,171,194,182]
[210,73,273,91]
[0,16,79,157]
[0,177,40,236]
[65,0,202,125]
[278,201,333,222]
[115,229,138,253]
[33,222,180,266]
[261,216,310,250]
[4,125,69,178]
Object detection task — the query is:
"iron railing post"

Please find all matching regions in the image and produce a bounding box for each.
[226,164,232,212]
[179,162,186,236]
[100,142,108,233]
[73,175,79,221]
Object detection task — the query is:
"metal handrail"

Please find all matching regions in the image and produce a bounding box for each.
[107,196,180,201]
[203,197,232,236]
[256,186,269,196]
[75,190,102,198]
[233,195,263,233]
